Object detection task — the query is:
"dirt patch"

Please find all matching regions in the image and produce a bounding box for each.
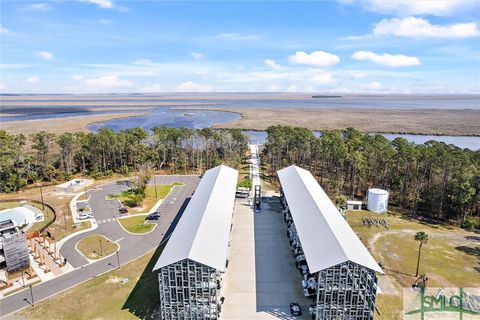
[378,275,399,296]
[1,112,146,135]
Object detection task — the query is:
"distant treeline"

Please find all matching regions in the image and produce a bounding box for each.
[0,127,248,192]
[2,125,479,228]
[263,126,480,228]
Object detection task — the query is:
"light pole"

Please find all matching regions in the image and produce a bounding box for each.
[154,175,158,199]
[116,251,120,269]
[64,203,68,229]
[29,284,34,307]
[99,239,103,256]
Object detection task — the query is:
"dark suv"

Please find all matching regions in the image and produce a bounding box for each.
[146,212,161,220]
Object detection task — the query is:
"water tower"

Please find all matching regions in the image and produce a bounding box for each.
[367,188,389,213]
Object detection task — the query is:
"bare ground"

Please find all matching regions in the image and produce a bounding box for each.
[0,112,146,135]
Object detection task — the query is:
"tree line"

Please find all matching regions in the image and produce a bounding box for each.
[0,127,249,193]
[263,125,480,228]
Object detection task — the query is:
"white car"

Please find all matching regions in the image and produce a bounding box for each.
[78,212,94,220]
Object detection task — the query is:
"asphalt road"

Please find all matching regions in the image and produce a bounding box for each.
[0,175,199,317]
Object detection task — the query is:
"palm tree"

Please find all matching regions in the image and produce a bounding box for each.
[414,231,429,277]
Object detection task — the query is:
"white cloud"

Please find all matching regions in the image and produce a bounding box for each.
[0,25,10,35]
[26,76,40,83]
[289,51,340,67]
[81,0,113,8]
[72,75,84,81]
[348,71,367,79]
[98,19,112,25]
[264,59,282,70]
[0,82,7,91]
[267,84,282,92]
[361,81,382,91]
[26,3,53,11]
[176,81,213,92]
[190,52,204,61]
[139,83,165,92]
[80,0,128,11]
[310,73,334,84]
[338,0,476,16]
[84,75,133,89]
[374,17,479,39]
[37,51,54,60]
[132,59,154,66]
[352,51,421,67]
[286,84,298,92]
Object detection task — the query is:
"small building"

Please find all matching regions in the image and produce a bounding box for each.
[153,165,238,320]
[367,188,389,213]
[0,219,30,272]
[54,179,94,193]
[347,200,362,211]
[0,205,43,227]
[278,166,383,320]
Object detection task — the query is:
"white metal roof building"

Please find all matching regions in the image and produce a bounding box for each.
[278,165,382,320]
[154,164,238,320]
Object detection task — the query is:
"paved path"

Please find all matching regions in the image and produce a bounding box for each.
[250,144,261,187]
[0,175,199,317]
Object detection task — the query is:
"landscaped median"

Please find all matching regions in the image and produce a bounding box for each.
[118,215,156,234]
[109,181,183,214]
[77,234,119,260]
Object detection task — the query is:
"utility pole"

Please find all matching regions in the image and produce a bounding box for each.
[116,251,120,269]
[64,203,68,229]
[154,175,158,198]
[39,184,45,210]
[29,285,34,307]
[21,271,25,287]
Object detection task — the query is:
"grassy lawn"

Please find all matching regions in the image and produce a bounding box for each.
[259,162,277,192]
[16,244,165,320]
[375,294,403,320]
[119,215,155,234]
[238,162,250,183]
[77,234,119,260]
[113,182,183,214]
[345,209,479,319]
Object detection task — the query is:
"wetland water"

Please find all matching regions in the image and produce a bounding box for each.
[2,95,479,149]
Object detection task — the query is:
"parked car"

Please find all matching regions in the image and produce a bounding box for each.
[146,212,161,220]
[290,303,302,316]
[78,212,94,220]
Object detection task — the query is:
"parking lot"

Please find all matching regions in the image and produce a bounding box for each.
[221,198,311,319]
[60,175,199,268]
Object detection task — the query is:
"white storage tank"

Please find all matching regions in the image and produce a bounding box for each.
[367,188,389,213]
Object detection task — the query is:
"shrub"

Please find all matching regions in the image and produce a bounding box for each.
[462,219,479,230]
[238,178,252,189]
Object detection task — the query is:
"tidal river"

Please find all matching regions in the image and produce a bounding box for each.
[86,109,480,150]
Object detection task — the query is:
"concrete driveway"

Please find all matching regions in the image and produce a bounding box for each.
[221,198,312,320]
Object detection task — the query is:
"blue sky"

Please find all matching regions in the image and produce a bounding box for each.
[1,0,479,93]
